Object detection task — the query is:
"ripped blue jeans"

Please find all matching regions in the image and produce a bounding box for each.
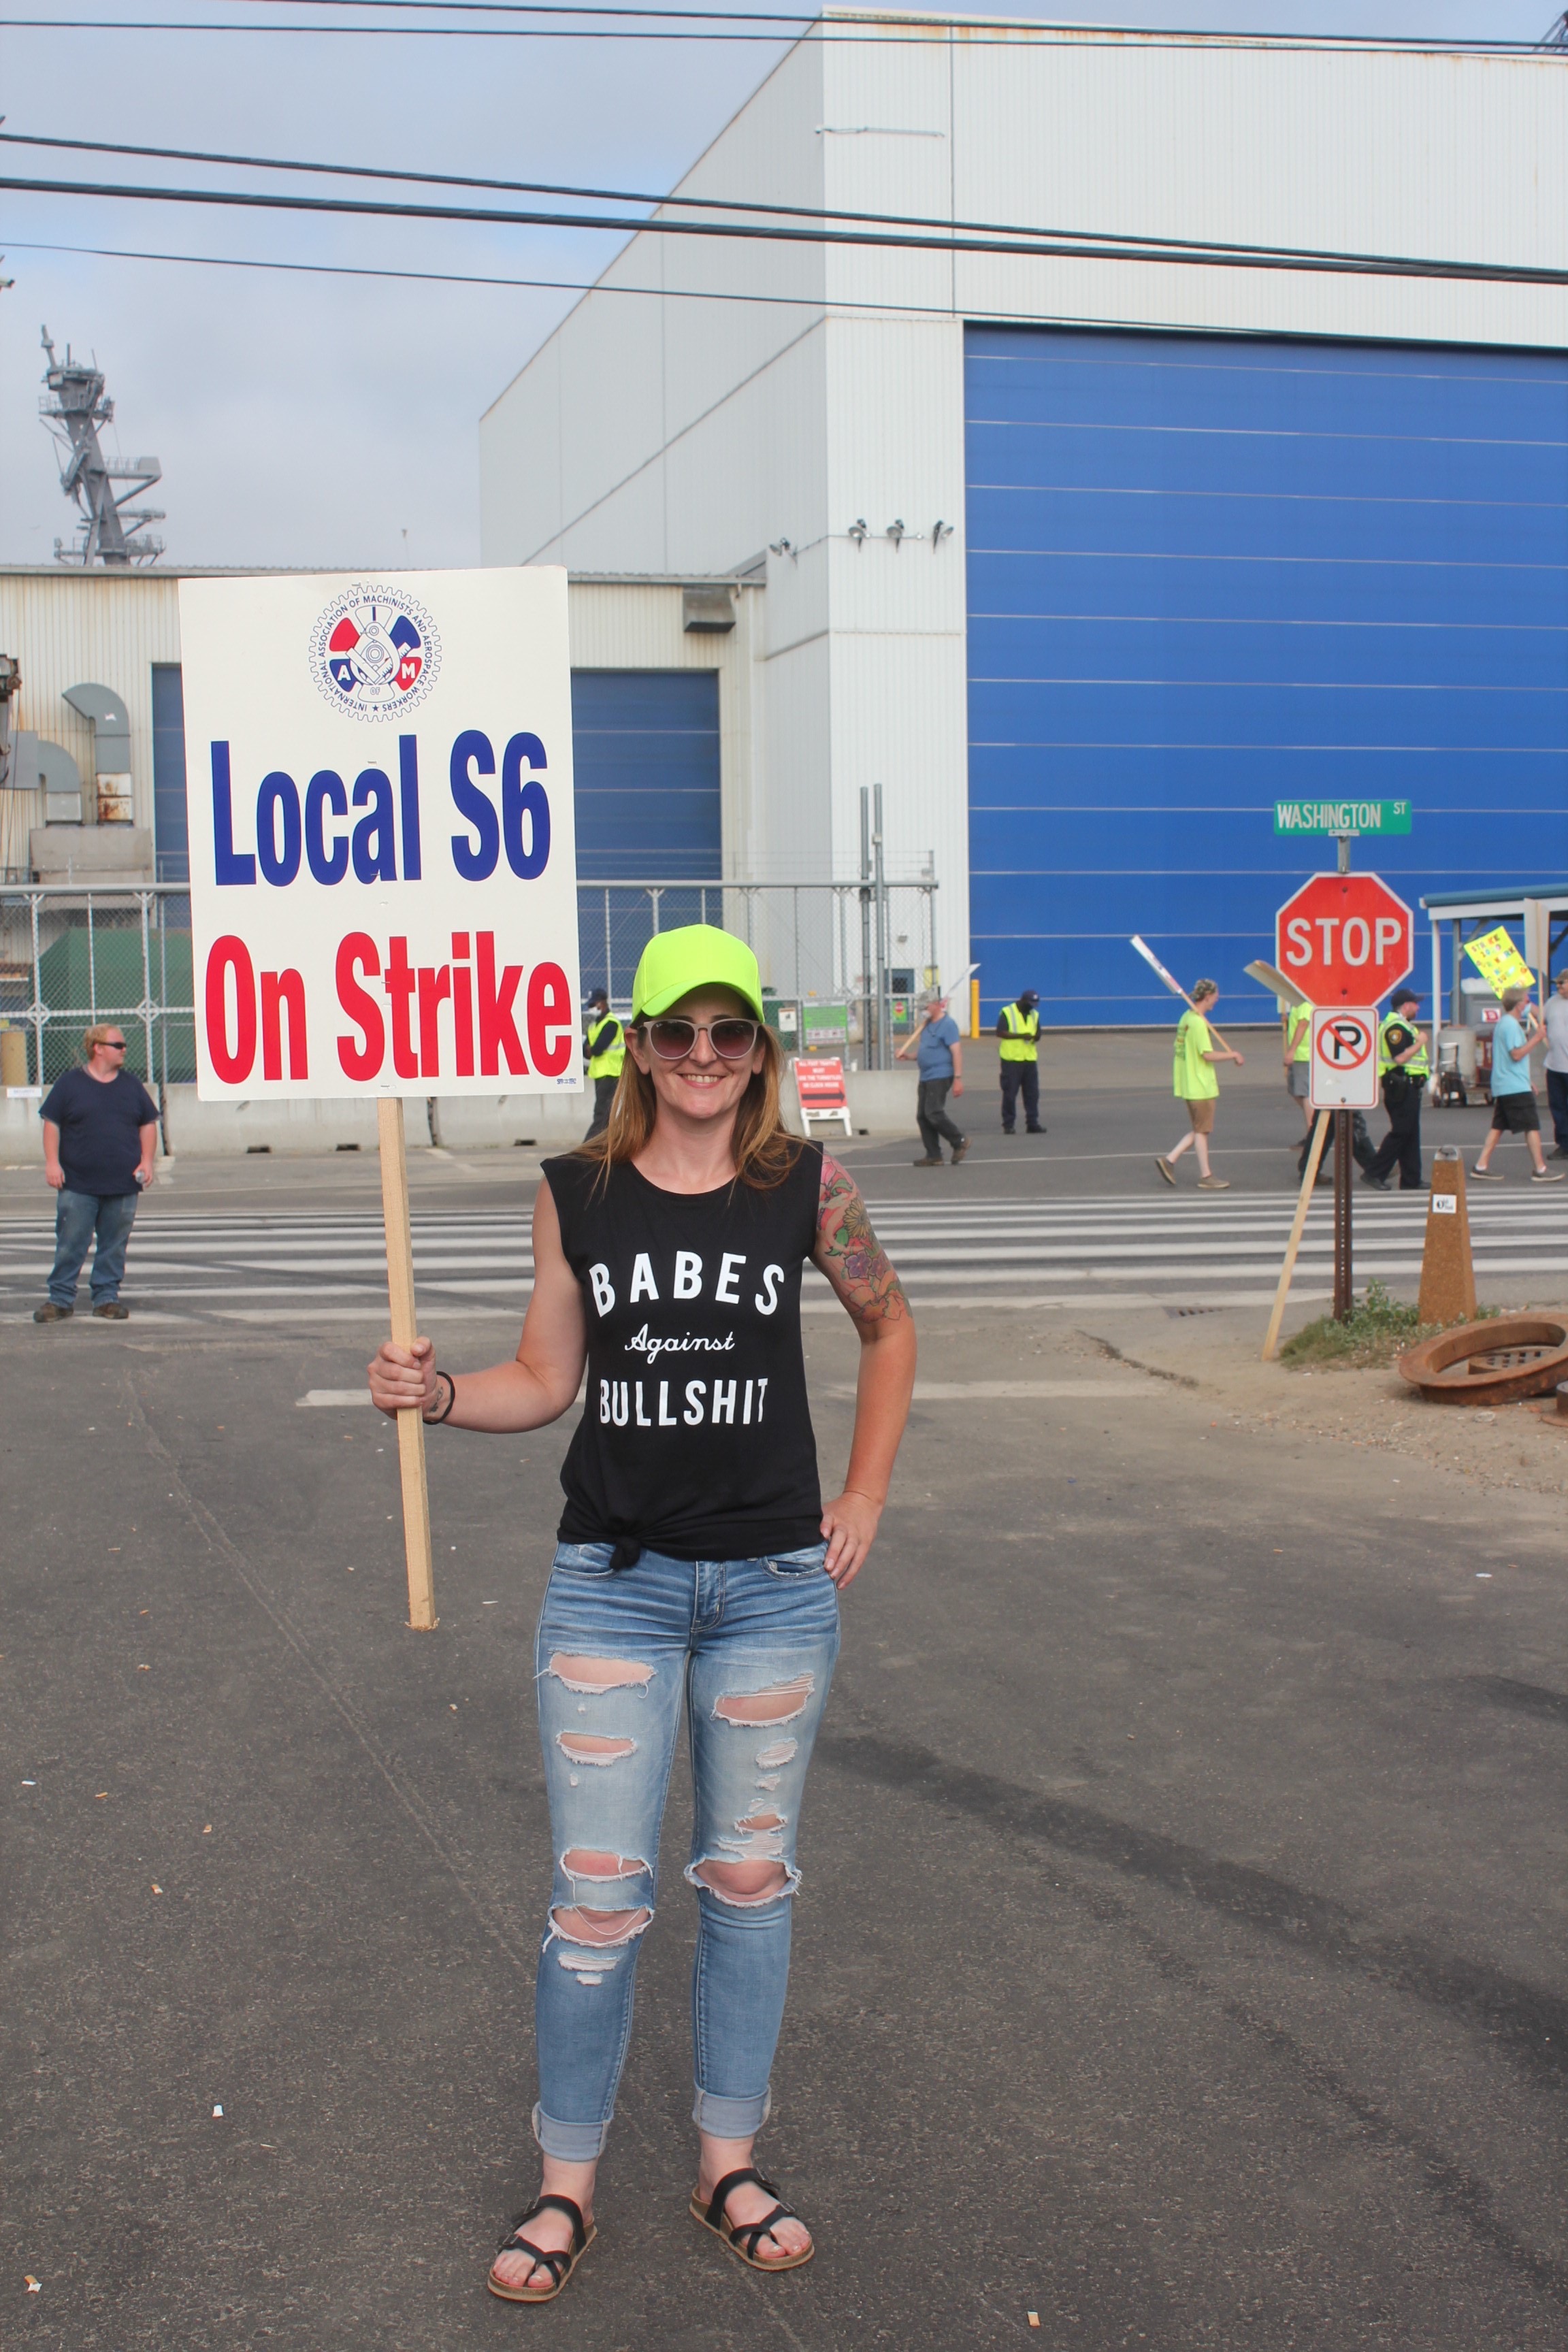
[532,1539,840,2161]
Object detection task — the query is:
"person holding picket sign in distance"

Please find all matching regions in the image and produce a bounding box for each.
[369,924,916,2302]
[1156,979,1245,1191]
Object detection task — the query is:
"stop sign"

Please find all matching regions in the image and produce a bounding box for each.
[1275,871,1415,1005]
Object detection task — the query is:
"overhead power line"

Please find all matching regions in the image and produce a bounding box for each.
[169,0,1568,47]
[1,12,1562,48]
[4,165,1567,289]
[0,127,1506,277]
[0,229,1119,329]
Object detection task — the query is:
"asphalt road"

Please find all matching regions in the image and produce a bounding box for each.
[6,1087,1568,2349]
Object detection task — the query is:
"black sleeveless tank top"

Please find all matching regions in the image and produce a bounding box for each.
[544,1142,825,1561]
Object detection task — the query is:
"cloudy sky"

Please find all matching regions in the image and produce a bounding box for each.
[0,0,1558,569]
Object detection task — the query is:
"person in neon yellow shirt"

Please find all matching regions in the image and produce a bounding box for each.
[1156,981,1245,1191]
[1281,993,1313,1139]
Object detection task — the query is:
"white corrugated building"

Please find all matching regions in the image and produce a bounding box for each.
[479,15,1568,1026]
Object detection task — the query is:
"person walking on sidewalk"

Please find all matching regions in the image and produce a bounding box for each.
[34,1024,159,1322]
[996,987,1045,1134]
[1544,968,1568,1159]
[1156,981,1244,1192]
[1282,994,1313,1138]
[895,991,968,1166]
[583,988,625,1140]
[1362,987,1429,1192]
[368,922,916,2303]
[1473,985,1565,1183]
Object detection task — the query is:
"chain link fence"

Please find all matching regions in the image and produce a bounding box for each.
[0,879,941,1092]
[1,886,195,1089]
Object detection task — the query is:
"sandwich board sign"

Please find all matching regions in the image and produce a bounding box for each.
[180,568,581,1629]
[1309,1005,1379,1111]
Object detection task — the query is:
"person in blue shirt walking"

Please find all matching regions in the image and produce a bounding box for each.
[1473,986,1564,1183]
[895,992,968,1166]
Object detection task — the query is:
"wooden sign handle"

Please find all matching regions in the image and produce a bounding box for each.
[1261,1109,1331,1362]
[378,1098,438,1630]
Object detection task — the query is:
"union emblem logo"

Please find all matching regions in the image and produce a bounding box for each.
[308,585,441,719]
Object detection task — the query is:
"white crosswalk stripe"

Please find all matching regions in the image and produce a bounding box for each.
[3,1188,1565,1323]
[866,1193,1568,1297]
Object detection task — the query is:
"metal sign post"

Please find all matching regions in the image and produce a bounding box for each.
[1307,1004,1380,1328]
[1333,1111,1354,1322]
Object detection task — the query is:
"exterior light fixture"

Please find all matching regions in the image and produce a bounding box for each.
[932,520,953,549]
[886,519,906,549]
[768,537,795,557]
[848,518,868,546]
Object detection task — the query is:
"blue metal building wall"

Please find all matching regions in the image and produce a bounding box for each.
[570,668,721,997]
[965,327,1568,1028]
[150,662,189,883]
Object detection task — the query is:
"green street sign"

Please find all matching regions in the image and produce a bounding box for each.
[1274,799,1411,838]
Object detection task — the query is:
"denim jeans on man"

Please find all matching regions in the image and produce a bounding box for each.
[916,1080,964,1160]
[532,1539,840,2160]
[48,1188,140,1307]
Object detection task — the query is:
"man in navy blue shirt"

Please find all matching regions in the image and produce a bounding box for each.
[35,1024,159,1322]
[896,992,968,1166]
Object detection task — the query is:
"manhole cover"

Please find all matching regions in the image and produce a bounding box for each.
[1400,1316,1568,1405]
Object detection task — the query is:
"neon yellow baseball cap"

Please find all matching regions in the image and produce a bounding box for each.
[630,924,765,1022]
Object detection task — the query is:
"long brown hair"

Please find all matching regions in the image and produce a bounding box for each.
[577,1018,802,1190]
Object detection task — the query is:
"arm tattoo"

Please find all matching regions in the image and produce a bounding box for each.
[814,1154,909,1324]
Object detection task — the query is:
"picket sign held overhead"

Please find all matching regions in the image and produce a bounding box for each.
[1309,1007,1381,1111]
[181,569,581,1102]
[182,569,581,1631]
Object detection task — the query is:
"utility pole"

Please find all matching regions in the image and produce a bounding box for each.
[872,782,889,1072]
[1335,826,1354,1320]
[859,787,873,1068]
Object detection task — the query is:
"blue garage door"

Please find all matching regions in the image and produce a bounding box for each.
[571,669,721,998]
[966,327,1568,1028]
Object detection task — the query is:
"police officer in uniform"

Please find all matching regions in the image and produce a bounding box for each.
[583,988,625,1139]
[1362,986,1429,1192]
[996,988,1045,1134]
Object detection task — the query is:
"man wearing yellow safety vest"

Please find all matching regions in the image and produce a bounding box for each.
[1362,986,1429,1192]
[583,987,625,1140]
[1282,994,1313,1139]
[995,989,1045,1135]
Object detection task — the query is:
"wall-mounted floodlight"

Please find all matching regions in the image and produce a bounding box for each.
[932,521,953,550]
[768,538,795,559]
[886,519,906,551]
[848,519,868,546]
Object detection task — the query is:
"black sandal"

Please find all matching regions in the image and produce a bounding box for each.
[689,2166,814,2273]
[486,2193,596,2303]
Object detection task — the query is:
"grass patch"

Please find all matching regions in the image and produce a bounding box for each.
[1280,1281,1498,1371]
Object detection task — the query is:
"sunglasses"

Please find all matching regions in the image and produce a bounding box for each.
[642,1016,760,1062]
[101,1039,127,1050]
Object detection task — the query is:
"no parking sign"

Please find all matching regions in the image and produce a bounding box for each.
[1309,1005,1379,1110]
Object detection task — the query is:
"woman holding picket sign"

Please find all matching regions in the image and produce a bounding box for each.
[370,924,916,2301]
